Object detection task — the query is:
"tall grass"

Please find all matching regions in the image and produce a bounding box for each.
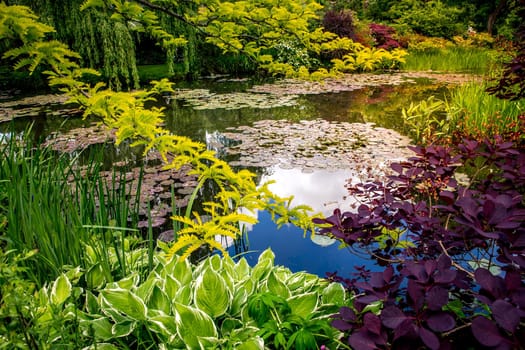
[0,130,149,285]
[402,47,499,74]
[445,81,524,140]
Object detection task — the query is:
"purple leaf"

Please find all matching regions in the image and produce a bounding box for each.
[475,268,506,299]
[338,306,356,321]
[331,319,353,331]
[363,312,382,335]
[348,330,378,350]
[471,316,504,347]
[491,300,520,332]
[381,306,409,329]
[393,318,417,340]
[437,254,452,270]
[433,268,457,284]
[426,312,456,332]
[419,326,440,350]
[426,286,449,310]
[407,280,425,310]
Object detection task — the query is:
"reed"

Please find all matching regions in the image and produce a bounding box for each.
[0,130,149,285]
[445,81,524,140]
[402,47,498,74]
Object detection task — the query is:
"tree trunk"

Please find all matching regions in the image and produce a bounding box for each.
[488,0,508,35]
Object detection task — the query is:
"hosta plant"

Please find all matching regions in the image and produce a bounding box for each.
[77,248,348,349]
[314,138,525,349]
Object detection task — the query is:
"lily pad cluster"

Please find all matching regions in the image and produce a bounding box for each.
[71,162,197,231]
[169,88,298,110]
[0,93,79,123]
[223,119,413,173]
[43,124,116,153]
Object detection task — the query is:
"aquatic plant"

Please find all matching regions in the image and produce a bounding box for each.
[446,81,524,142]
[315,138,525,349]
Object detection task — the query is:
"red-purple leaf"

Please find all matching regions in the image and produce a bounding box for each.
[381,306,409,329]
[426,312,456,332]
[491,300,520,332]
[348,330,378,350]
[363,312,382,335]
[393,318,417,341]
[419,326,440,350]
[475,268,506,299]
[426,286,449,310]
[331,319,353,331]
[471,316,504,347]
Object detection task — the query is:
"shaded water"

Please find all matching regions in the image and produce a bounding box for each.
[0,75,453,277]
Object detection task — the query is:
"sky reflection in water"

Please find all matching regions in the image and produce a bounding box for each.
[230,166,380,278]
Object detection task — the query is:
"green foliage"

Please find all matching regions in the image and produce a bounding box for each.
[401,95,446,144]
[0,2,54,46]
[403,45,499,73]
[445,81,524,141]
[388,0,466,39]
[76,248,346,349]
[331,45,407,72]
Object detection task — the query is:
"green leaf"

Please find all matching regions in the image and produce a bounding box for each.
[230,286,248,316]
[100,288,147,321]
[175,284,192,305]
[321,283,346,305]
[251,257,272,282]
[194,267,231,318]
[148,314,179,341]
[234,258,251,280]
[235,337,265,350]
[112,320,136,338]
[174,302,218,349]
[148,285,171,315]
[266,270,290,298]
[288,292,318,319]
[50,273,72,305]
[258,248,275,264]
[81,317,113,341]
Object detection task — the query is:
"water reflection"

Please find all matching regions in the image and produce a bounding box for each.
[228,166,382,277]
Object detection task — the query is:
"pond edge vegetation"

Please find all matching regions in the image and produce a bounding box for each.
[1,1,524,349]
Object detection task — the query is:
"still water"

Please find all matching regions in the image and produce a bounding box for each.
[0,75,452,277]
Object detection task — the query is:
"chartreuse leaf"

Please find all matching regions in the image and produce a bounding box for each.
[100,288,147,321]
[288,292,318,319]
[194,267,232,318]
[112,320,136,338]
[50,273,72,305]
[148,314,182,346]
[258,248,275,264]
[82,317,113,341]
[266,270,290,298]
[251,257,273,282]
[322,282,346,305]
[148,285,171,315]
[174,302,218,349]
[236,337,265,350]
[230,286,248,317]
[234,258,251,280]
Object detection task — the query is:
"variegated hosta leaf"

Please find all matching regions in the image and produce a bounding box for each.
[194,267,232,318]
[174,302,218,349]
[50,273,72,305]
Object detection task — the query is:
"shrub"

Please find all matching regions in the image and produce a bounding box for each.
[369,23,400,50]
[315,138,525,349]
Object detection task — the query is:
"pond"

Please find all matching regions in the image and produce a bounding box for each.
[0,72,474,277]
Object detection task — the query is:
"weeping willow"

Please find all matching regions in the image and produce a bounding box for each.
[157,6,198,78]
[9,0,140,90]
